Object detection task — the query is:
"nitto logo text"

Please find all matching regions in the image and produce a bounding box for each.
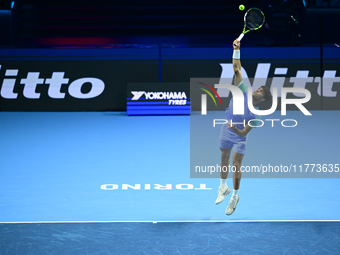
[0,66,105,99]
[218,63,340,98]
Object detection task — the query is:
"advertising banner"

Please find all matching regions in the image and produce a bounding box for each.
[0,47,339,112]
[127,82,190,115]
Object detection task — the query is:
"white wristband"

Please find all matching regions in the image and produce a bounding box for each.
[233,50,240,59]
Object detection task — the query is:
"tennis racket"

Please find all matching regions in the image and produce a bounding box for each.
[234,8,265,46]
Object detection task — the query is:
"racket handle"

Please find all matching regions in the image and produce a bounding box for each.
[233,33,244,46]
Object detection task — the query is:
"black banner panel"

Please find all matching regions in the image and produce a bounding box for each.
[162,47,340,111]
[0,47,339,111]
[0,48,159,111]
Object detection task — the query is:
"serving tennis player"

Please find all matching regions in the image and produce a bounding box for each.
[215,39,272,215]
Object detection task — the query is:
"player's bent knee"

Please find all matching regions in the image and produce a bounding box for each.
[233,162,242,171]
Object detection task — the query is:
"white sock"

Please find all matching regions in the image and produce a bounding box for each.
[220,179,227,188]
[232,189,238,198]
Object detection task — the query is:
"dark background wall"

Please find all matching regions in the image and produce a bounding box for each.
[1,0,340,47]
[0,0,339,111]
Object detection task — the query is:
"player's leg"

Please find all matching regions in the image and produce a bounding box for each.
[215,147,232,205]
[232,152,244,190]
[220,147,232,180]
[226,148,245,215]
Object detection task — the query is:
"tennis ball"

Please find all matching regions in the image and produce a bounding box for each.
[239,4,245,11]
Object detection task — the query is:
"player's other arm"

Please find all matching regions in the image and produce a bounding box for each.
[228,122,252,137]
[232,39,243,86]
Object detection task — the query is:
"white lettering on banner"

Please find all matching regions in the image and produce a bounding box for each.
[100,184,212,190]
[131,91,145,100]
[45,72,69,99]
[1,69,18,99]
[131,91,187,100]
[253,63,271,91]
[315,71,340,97]
[0,66,105,99]
[218,63,270,97]
[274,68,288,75]
[68,78,105,99]
[21,72,44,99]
[169,100,187,105]
[289,71,314,97]
[5,69,19,76]
[146,91,186,100]
[218,63,340,98]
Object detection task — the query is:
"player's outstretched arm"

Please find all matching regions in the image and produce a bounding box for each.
[232,39,243,86]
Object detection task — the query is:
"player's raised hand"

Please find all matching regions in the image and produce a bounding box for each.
[233,39,240,50]
[228,121,237,130]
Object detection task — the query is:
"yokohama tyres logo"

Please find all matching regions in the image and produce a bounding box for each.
[0,65,105,99]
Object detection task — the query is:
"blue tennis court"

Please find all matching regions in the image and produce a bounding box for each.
[1,111,340,254]
[1,111,339,223]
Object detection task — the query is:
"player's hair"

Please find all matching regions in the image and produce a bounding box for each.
[261,86,272,102]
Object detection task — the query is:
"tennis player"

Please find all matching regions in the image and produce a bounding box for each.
[215,39,272,215]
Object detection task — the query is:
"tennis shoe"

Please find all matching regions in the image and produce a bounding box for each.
[215,186,231,205]
[226,195,239,215]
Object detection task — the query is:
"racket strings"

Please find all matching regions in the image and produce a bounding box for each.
[246,9,264,29]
